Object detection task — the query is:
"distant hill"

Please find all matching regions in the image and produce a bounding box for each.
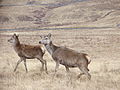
[44,0,120,28]
[0,0,120,29]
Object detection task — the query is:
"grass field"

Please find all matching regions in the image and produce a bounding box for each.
[1,0,120,29]
[0,0,120,90]
[0,29,120,90]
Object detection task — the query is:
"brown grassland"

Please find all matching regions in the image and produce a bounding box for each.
[0,0,120,90]
[0,29,120,90]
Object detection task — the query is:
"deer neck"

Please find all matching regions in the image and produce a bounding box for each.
[13,39,21,53]
[45,41,58,55]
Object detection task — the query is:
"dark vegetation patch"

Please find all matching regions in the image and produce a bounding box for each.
[17,15,34,21]
[33,10,46,21]
[32,9,49,25]
[0,15,9,24]
[26,1,36,5]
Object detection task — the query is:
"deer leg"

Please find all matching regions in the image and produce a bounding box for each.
[38,59,44,71]
[23,59,28,73]
[42,59,48,74]
[44,60,48,74]
[55,61,59,72]
[77,73,84,78]
[14,59,23,72]
[52,61,60,79]
[79,66,91,80]
[37,58,48,74]
[65,66,70,73]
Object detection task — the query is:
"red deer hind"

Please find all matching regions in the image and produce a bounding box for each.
[39,33,91,79]
[8,34,47,73]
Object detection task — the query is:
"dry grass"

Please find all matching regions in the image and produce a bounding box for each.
[0,0,120,90]
[0,29,120,90]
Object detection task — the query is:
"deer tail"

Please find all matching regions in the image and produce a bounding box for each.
[85,54,91,64]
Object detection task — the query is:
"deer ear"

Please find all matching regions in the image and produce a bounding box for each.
[16,34,19,37]
[14,33,19,37]
[13,33,17,37]
[48,33,51,38]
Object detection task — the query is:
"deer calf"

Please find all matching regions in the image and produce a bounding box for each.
[8,34,47,73]
[39,33,91,79]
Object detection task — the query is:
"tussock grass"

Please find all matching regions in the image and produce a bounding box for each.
[0,30,120,90]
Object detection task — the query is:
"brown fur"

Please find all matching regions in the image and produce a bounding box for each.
[15,44,44,59]
[8,34,47,73]
[52,45,91,73]
[53,47,89,67]
[39,33,91,79]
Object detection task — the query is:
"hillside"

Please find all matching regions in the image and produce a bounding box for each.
[0,0,120,29]
[44,0,120,28]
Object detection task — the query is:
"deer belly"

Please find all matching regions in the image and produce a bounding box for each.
[24,54,36,59]
[60,59,77,67]
[53,54,78,67]
[18,53,35,59]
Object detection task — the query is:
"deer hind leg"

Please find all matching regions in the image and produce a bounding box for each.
[37,58,48,74]
[77,73,84,78]
[79,66,91,80]
[14,58,23,72]
[55,61,60,72]
[23,59,28,73]
[65,66,70,73]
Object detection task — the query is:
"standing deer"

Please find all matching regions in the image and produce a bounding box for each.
[39,33,91,79]
[8,34,47,73]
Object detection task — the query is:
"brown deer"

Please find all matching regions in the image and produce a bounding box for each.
[8,34,47,73]
[39,33,91,79]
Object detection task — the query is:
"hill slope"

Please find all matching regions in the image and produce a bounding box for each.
[0,0,120,29]
[44,0,120,28]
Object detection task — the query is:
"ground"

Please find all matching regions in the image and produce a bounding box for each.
[0,29,120,90]
[0,0,120,90]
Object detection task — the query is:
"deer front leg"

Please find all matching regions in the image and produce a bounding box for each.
[55,61,60,72]
[37,58,48,74]
[14,59,23,72]
[40,59,48,74]
[52,61,60,79]
[44,60,48,74]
